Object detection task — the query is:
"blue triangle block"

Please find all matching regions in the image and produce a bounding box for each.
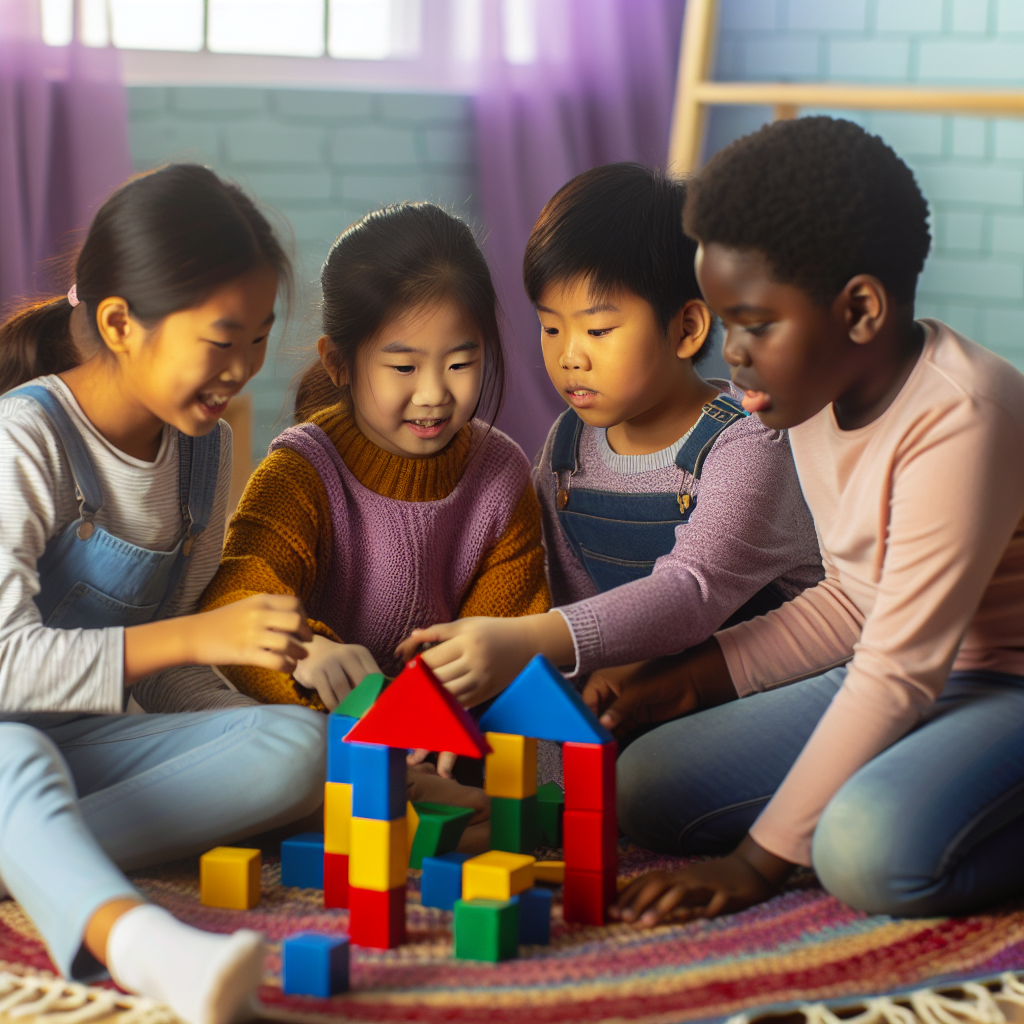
[479,655,613,744]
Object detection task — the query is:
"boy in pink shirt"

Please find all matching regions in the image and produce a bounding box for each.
[598,117,1024,922]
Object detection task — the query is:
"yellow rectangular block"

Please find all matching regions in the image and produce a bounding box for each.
[534,860,565,885]
[324,781,352,854]
[349,816,408,892]
[462,850,535,901]
[200,847,260,909]
[484,732,537,799]
[406,801,419,861]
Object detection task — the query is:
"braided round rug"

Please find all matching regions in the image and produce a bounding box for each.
[1,844,1021,1024]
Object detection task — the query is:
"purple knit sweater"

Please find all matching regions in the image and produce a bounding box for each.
[271,420,531,677]
[535,382,824,676]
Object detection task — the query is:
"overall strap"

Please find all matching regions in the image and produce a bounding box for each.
[176,427,221,555]
[675,394,747,480]
[550,409,585,475]
[6,384,103,522]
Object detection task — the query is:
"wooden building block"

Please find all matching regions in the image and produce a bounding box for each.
[563,808,618,873]
[484,732,537,799]
[327,712,357,783]
[408,802,474,869]
[200,847,260,910]
[562,741,617,811]
[490,794,540,854]
[462,850,535,901]
[337,672,389,719]
[349,744,406,821]
[420,852,471,911]
[537,782,564,847]
[348,885,405,948]
[516,886,552,945]
[406,801,419,860]
[323,852,349,908]
[534,860,565,885]
[563,868,616,926]
[282,933,349,996]
[349,816,408,892]
[324,781,352,854]
[281,832,324,889]
[453,898,519,962]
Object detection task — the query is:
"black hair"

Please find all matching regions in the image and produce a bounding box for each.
[0,163,291,396]
[684,116,931,305]
[522,163,710,363]
[295,203,505,424]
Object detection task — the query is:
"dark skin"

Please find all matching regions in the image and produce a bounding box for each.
[588,243,925,927]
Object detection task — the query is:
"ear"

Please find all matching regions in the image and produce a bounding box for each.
[840,275,888,346]
[94,297,134,355]
[317,335,348,388]
[671,299,713,360]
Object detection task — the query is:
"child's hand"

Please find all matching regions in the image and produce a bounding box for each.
[395,617,537,708]
[407,749,458,779]
[610,836,793,926]
[188,594,313,672]
[292,635,380,711]
[582,662,646,717]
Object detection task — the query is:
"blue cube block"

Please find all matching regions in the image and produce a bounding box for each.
[515,886,552,945]
[282,932,349,997]
[349,743,406,820]
[327,713,357,783]
[420,852,471,911]
[281,832,325,889]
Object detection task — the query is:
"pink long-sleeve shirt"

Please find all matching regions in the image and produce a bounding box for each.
[717,320,1024,866]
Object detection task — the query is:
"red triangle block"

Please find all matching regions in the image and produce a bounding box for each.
[344,657,492,759]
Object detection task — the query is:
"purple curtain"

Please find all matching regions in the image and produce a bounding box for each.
[475,0,686,457]
[0,0,132,308]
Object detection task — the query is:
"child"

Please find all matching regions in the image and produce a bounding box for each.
[201,202,550,717]
[0,165,325,1023]
[400,164,822,708]
[602,118,1024,924]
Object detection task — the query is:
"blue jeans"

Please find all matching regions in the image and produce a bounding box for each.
[617,668,1024,917]
[0,707,325,979]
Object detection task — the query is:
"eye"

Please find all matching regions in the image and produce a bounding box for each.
[542,326,559,336]
[449,360,475,371]
[587,328,612,337]
[392,364,415,374]
[252,335,268,346]
[204,340,232,350]
[745,323,772,337]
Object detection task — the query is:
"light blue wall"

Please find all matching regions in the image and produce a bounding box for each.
[708,0,1024,372]
[127,86,478,459]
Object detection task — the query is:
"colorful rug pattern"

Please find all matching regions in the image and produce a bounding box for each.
[1,845,1021,1024]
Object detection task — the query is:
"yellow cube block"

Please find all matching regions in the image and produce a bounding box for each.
[534,860,566,885]
[349,816,408,892]
[406,801,419,861]
[484,732,537,799]
[200,847,260,909]
[324,781,352,854]
[462,850,535,901]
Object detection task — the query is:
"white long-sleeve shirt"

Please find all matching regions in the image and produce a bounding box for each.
[0,376,254,715]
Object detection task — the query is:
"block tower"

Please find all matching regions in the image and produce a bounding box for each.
[479,655,618,926]
[485,731,539,853]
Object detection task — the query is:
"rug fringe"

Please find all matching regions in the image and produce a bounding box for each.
[729,973,1024,1024]
[0,966,181,1024]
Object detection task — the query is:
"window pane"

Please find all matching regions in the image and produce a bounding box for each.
[328,0,390,59]
[110,0,204,51]
[502,0,536,65]
[40,0,73,45]
[452,0,482,63]
[81,0,110,47]
[208,0,326,57]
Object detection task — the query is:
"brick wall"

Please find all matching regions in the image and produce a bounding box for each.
[127,86,477,459]
[708,0,1024,372]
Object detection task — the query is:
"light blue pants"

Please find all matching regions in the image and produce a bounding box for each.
[0,707,325,980]
[617,668,1024,917]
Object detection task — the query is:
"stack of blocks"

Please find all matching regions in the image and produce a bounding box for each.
[324,702,357,909]
[485,732,539,854]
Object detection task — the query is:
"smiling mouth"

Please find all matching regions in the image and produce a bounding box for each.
[565,387,597,408]
[196,391,234,415]
[405,416,451,438]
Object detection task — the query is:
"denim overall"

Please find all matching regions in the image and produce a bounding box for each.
[10,385,220,631]
[552,393,784,624]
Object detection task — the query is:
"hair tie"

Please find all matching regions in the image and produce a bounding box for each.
[67,285,79,307]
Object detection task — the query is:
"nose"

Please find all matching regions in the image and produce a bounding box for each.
[412,365,450,409]
[721,328,748,368]
[559,331,591,372]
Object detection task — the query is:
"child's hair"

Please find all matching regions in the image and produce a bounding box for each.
[0,163,291,395]
[522,163,710,363]
[684,116,931,306]
[295,203,505,424]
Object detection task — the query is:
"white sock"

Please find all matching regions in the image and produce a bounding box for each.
[106,904,264,1024]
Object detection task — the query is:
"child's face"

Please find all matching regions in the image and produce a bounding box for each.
[101,265,277,437]
[696,243,851,430]
[537,278,704,430]
[339,299,483,459]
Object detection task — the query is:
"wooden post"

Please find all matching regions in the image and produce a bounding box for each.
[667,0,719,175]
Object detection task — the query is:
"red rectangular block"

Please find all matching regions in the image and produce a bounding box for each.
[563,868,616,926]
[324,852,349,908]
[563,808,618,873]
[348,885,406,949]
[562,741,616,811]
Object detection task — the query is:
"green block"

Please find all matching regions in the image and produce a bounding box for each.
[337,672,389,719]
[490,795,540,854]
[409,802,474,869]
[453,899,519,962]
[536,782,564,847]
